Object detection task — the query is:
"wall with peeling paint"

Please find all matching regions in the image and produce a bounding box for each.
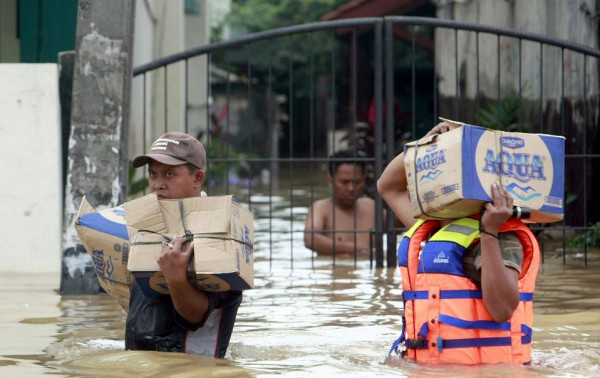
[0,64,62,273]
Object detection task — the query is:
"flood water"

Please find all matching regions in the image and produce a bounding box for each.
[2,190,600,377]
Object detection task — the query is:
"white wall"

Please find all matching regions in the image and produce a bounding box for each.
[0,64,62,273]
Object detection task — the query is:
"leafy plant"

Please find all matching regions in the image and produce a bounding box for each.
[205,140,259,187]
[568,221,600,248]
[476,87,530,132]
[128,162,148,197]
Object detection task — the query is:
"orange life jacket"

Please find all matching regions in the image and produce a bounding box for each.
[390,217,540,365]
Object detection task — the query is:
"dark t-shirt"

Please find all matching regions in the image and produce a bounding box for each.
[463,232,524,288]
[125,282,242,358]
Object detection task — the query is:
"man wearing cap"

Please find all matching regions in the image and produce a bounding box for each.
[125,132,242,358]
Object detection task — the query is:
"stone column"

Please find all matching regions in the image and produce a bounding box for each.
[60,0,135,294]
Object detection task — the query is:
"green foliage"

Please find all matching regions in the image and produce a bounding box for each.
[216,0,349,98]
[226,0,347,34]
[205,140,259,186]
[128,162,148,197]
[568,222,600,248]
[476,87,530,132]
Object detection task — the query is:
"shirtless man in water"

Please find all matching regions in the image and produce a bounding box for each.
[304,150,382,257]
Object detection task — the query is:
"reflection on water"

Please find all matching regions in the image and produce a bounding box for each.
[1,192,600,377]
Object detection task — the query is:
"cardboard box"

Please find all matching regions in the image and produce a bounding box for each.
[404,119,565,223]
[74,198,133,311]
[124,194,254,298]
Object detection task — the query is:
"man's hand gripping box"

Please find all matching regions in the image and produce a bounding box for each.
[404,119,565,223]
[124,194,254,298]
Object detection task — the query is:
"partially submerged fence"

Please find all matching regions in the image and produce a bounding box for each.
[130,17,600,268]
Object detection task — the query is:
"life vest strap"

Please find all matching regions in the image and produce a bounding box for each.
[440,337,512,349]
[405,338,428,349]
[521,324,532,344]
[389,317,407,356]
[438,314,511,331]
[400,321,430,351]
[520,292,533,301]
[403,290,534,301]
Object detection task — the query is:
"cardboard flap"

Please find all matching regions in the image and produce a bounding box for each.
[128,232,165,271]
[438,117,464,129]
[159,196,232,234]
[405,133,439,147]
[406,118,464,148]
[124,193,166,235]
[76,196,95,220]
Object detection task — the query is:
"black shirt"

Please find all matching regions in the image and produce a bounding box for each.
[125,282,242,358]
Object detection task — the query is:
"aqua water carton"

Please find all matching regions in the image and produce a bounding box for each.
[403,119,565,223]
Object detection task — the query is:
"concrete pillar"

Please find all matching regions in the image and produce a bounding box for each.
[60,0,136,294]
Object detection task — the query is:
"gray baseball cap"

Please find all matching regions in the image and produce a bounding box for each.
[132,132,206,169]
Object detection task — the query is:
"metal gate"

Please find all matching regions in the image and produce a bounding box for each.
[130,17,600,268]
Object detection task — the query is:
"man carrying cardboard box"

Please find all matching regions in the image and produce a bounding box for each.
[377,121,540,365]
[125,132,242,358]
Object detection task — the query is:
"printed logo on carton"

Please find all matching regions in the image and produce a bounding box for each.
[416,145,446,173]
[476,131,554,210]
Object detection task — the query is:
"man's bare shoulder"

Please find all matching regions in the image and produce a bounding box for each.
[311,197,334,210]
[357,196,376,208]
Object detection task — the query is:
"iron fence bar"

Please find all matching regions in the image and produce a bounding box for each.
[246,58,253,213]
[411,25,416,136]
[433,27,438,128]
[384,20,397,268]
[518,38,522,111]
[225,53,231,195]
[583,55,589,267]
[351,28,358,267]
[142,73,148,194]
[330,30,337,267]
[454,28,459,119]
[351,29,357,128]
[373,20,384,268]
[288,34,295,269]
[267,47,274,269]
[561,47,567,266]
[475,32,480,122]
[497,34,501,128]
[164,67,168,133]
[309,31,316,269]
[539,43,544,134]
[206,52,212,185]
[184,59,189,134]
[538,42,545,263]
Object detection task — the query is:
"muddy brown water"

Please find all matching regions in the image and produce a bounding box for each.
[2,253,599,377]
[2,192,599,377]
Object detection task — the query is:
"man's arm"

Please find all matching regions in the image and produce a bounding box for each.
[158,235,210,324]
[479,181,520,323]
[376,151,414,228]
[304,200,369,256]
[378,122,454,228]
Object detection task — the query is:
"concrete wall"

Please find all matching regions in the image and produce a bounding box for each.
[0,64,62,273]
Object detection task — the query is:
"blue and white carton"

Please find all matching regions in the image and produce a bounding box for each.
[75,199,133,311]
[403,119,565,223]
